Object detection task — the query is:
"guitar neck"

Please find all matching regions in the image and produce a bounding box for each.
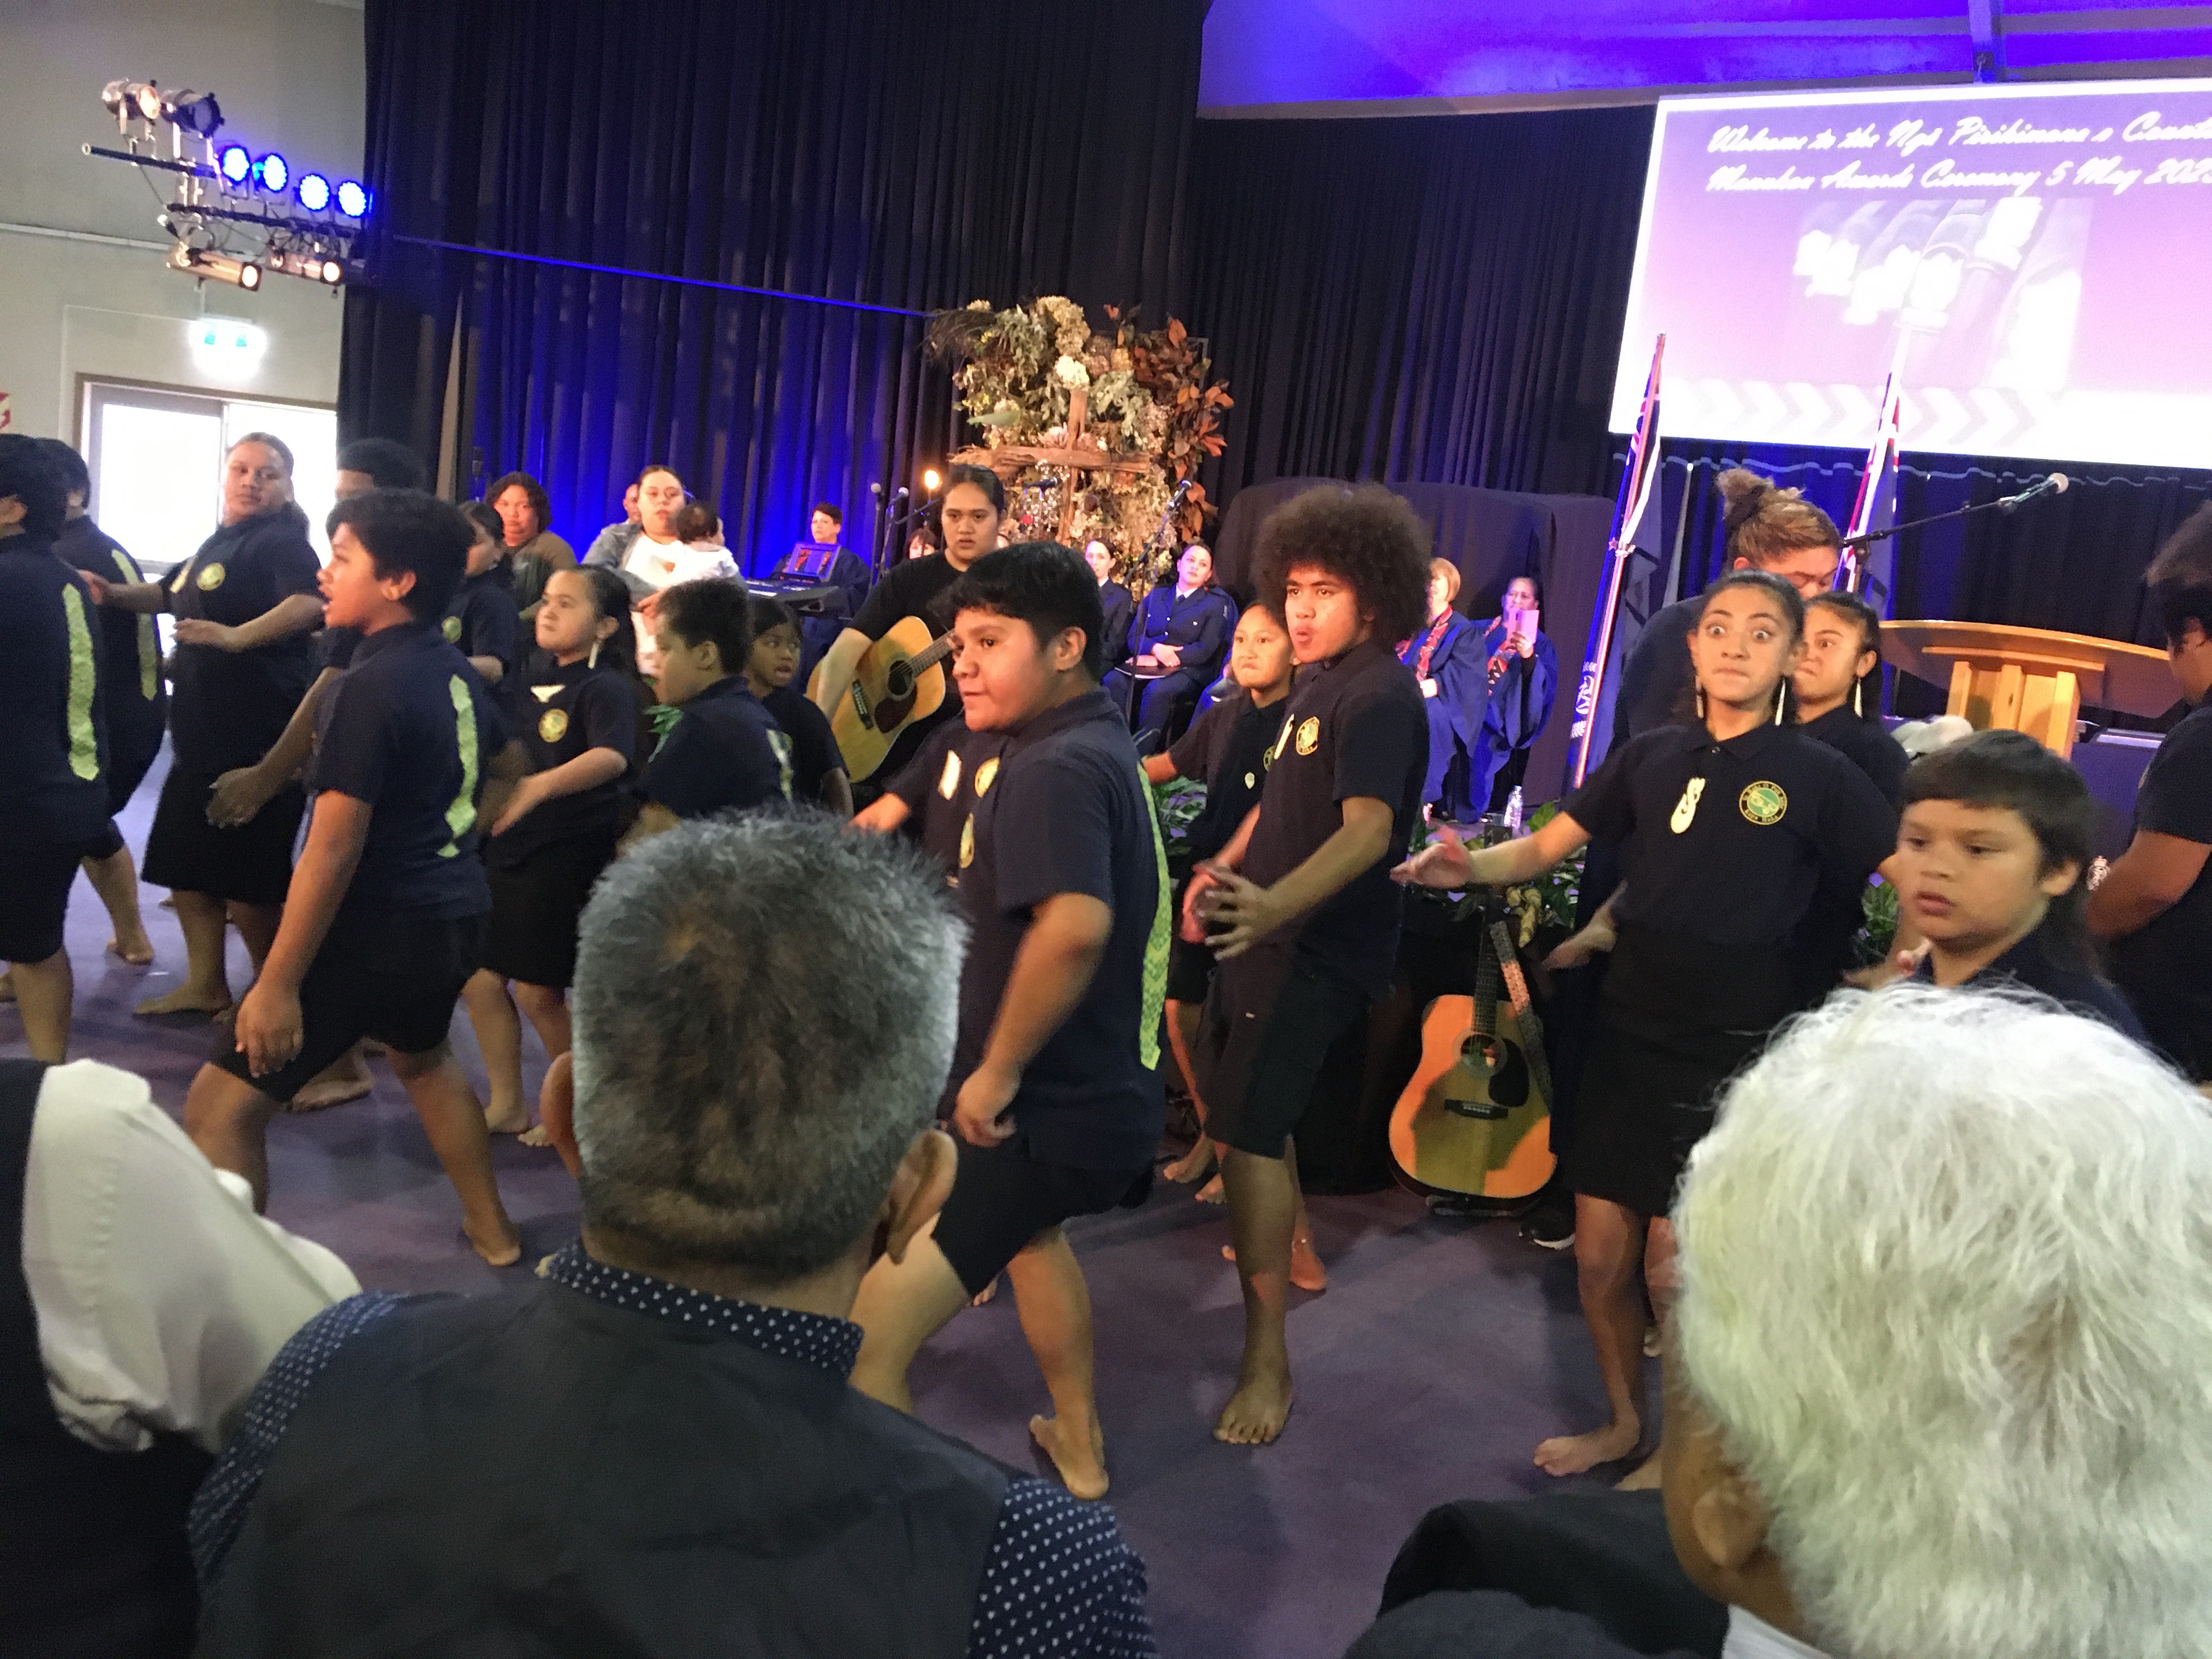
[905,634,956,675]
[1488,919,1555,1105]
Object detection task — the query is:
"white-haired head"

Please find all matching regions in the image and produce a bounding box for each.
[1672,985,2212,1659]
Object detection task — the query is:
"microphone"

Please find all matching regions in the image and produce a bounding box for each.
[870,481,882,498]
[2000,472,2069,512]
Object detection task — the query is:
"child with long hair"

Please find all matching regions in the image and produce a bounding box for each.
[1398,569,1898,1480]
[463,566,644,1143]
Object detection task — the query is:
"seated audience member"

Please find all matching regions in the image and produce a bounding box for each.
[449,503,525,692]
[1,1056,356,1659]
[747,595,853,816]
[1085,539,1135,674]
[332,437,425,499]
[774,502,872,618]
[581,473,645,572]
[1894,729,2143,1038]
[1351,988,2212,1659]
[629,580,792,840]
[190,819,1155,1657]
[483,469,575,621]
[1105,543,1237,753]
[2090,503,2212,1081]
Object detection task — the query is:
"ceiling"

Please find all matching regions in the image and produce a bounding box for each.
[1199,1,2212,116]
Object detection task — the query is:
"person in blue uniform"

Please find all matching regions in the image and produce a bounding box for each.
[745,595,853,815]
[461,566,644,1143]
[630,579,792,835]
[850,543,1166,1504]
[771,502,873,620]
[0,437,106,1061]
[448,503,524,698]
[85,435,325,1021]
[37,437,160,970]
[178,489,522,1265]
[1191,487,1431,1448]
[1105,542,1238,753]
[1398,558,1484,815]
[2089,504,2212,1080]
[1400,569,1899,1482]
[1892,730,2143,1040]
[1084,539,1135,675]
[1471,574,1559,814]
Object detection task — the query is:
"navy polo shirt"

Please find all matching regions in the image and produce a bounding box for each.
[441,567,522,688]
[308,620,509,921]
[0,538,108,849]
[1914,922,2146,1042]
[2108,700,2212,1077]
[55,515,165,758]
[1168,689,1287,862]
[953,689,1166,1170]
[644,676,791,820]
[1240,639,1428,1000]
[885,718,1013,883]
[761,682,842,805]
[165,504,323,774]
[487,656,642,866]
[1565,722,1898,950]
[1798,706,1908,805]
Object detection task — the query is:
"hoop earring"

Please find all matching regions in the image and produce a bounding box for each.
[1774,684,1787,725]
[589,639,601,670]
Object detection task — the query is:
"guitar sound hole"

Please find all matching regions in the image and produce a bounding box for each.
[1460,1036,1506,1074]
[885,661,913,699]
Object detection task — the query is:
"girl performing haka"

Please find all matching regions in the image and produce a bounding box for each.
[1397,570,1898,1480]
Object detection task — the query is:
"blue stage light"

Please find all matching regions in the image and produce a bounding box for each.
[335,179,369,219]
[297,173,330,212]
[218,145,252,185]
[256,151,288,193]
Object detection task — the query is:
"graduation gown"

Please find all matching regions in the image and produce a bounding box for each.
[1471,619,1558,811]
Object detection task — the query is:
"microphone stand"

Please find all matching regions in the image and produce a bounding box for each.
[1841,479,2066,549]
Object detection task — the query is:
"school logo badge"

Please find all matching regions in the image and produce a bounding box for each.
[1739,780,1788,826]
[442,616,462,642]
[938,750,962,800]
[195,562,226,591]
[958,813,975,870]
[539,708,569,743]
[1295,716,1320,757]
[974,757,1000,797]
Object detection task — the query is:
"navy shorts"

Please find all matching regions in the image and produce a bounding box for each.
[930,1132,1150,1295]
[1197,941,1374,1159]
[142,766,305,906]
[0,838,81,964]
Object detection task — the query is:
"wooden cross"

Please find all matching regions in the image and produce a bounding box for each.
[951,385,1153,542]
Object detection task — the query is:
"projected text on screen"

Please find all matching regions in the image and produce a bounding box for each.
[1610,80,2212,469]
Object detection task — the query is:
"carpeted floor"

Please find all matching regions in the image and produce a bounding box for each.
[7,748,1646,1659]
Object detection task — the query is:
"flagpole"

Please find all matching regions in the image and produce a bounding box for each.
[1839,339,1906,597]
[1568,335,1666,788]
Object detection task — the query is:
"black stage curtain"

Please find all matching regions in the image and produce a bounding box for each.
[1185,107,1655,510]
[342,0,1200,571]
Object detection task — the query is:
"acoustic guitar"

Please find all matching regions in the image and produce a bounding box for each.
[825,616,955,781]
[1389,889,1556,1210]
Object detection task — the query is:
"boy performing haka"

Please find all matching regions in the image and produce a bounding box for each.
[1190,487,1430,1446]
[182,490,523,1266]
[850,543,1167,1500]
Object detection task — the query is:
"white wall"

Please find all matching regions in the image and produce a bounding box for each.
[0,0,365,442]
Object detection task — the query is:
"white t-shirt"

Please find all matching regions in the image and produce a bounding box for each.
[624,539,740,676]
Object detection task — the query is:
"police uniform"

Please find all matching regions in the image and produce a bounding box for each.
[927,689,1167,1297]
[881,718,1012,885]
[1560,722,1898,1215]
[0,537,106,965]
[208,620,508,1104]
[643,677,791,820]
[760,682,842,807]
[1097,580,1134,674]
[1104,582,1239,752]
[1162,689,1288,1004]
[481,656,642,989]
[141,504,322,906]
[2107,698,2212,1079]
[1197,640,1427,1160]
[440,566,523,697]
[55,515,165,820]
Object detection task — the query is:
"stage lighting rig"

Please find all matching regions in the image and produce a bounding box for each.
[85,78,369,293]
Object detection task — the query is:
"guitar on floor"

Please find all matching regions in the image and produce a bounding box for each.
[1389,888,1556,1211]
[825,617,955,781]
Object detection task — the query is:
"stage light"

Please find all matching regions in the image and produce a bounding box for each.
[166,243,262,290]
[297,173,330,212]
[318,258,343,284]
[218,145,252,185]
[255,151,287,194]
[923,468,942,492]
[134,83,166,122]
[335,179,369,219]
[167,91,223,137]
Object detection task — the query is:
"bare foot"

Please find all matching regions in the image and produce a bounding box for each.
[1163,1142,1216,1184]
[517,1124,552,1148]
[484,1098,532,1136]
[286,1054,373,1113]
[464,1222,524,1268]
[1194,1173,1225,1205]
[1615,1451,1663,1491]
[970,1277,1000,1306]
[1534,1419,1641,1477]
[1214,1360,1294,1445]
[109,934,155,967]
[136,984,233,1018]
[1221,1238,1328,1293]
[1030,1413,1109,1499]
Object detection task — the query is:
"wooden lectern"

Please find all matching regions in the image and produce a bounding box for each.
[1882,621,2179,759]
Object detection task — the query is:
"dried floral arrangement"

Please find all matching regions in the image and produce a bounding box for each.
[926,296,1231,591]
